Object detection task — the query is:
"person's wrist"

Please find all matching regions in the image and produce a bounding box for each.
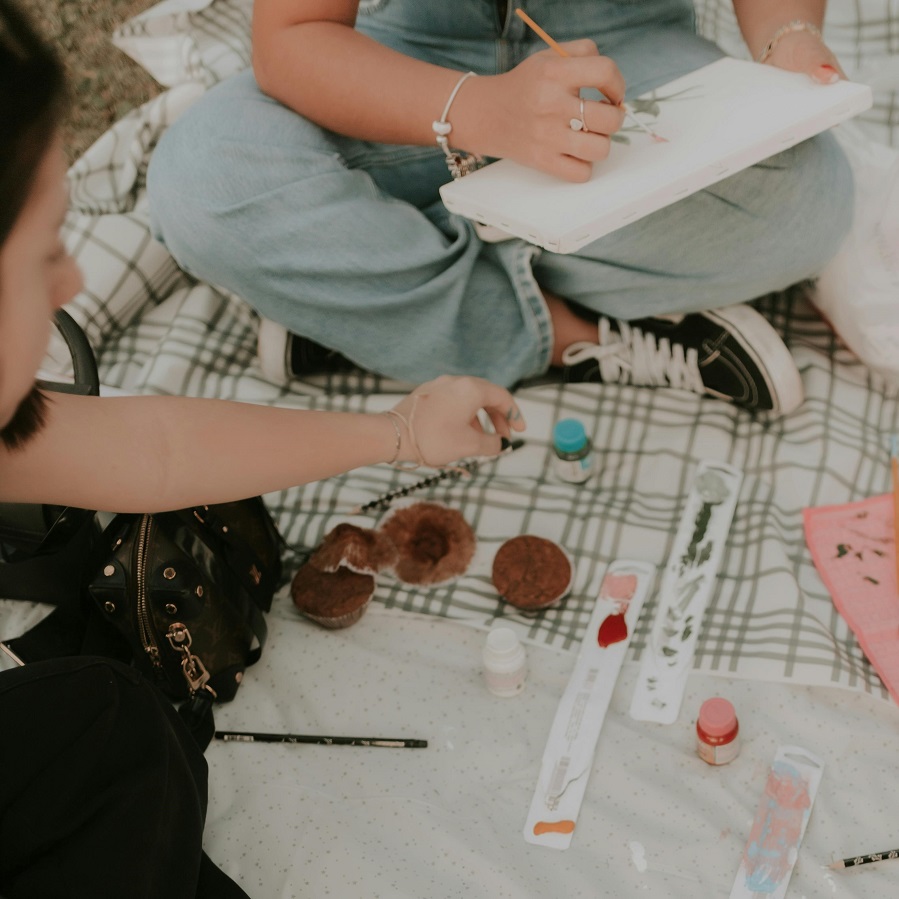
[380,410,405,465]
[432,71,484,178]
[755,20,824,63]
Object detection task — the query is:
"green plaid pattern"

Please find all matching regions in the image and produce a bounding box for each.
[34,1,899,704]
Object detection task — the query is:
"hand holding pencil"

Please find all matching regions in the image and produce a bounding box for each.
[515,10,666,145]
[458,15,626,182]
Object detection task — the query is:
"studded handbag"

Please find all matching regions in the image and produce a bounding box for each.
[0,313,283,746]
[87,498,282,706]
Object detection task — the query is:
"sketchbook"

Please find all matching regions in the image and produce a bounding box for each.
[439,57,873,254]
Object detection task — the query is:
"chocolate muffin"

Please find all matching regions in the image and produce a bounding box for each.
[311,523,398,574]
[379,502,476,586]
[492,535,573,612]
[291,562,375,629]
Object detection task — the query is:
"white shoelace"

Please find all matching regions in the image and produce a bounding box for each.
[561,317,705,394]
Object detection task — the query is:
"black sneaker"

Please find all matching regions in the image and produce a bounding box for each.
[257,317,356,381]
[561,304,803,416]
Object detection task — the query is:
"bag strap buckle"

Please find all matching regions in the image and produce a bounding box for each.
[166,622,217,699]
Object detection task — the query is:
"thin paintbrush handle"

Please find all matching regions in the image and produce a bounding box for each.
[353,461,478,514]
[215,731,428,748]
[352,438,524,514]
[830,848,899,869]
[891,451,899,590]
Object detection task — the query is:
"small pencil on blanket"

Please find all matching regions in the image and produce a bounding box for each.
[351,437,524,514]
[514,8,668,143]
[214,730,428,748]
[828,848,899,869]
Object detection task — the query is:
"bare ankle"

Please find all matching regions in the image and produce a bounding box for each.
[544,291,596,366]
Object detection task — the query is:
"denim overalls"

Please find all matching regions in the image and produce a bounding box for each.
[148,1,851,385]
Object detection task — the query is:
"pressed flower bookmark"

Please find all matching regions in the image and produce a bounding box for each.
[629,460,743,725]
[524,560,656,850]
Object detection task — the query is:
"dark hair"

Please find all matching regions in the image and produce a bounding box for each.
[0,385,48,450]
[0,1,64,449]
[0,0,67,247]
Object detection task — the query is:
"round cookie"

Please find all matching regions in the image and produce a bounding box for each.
[492,535,572,612]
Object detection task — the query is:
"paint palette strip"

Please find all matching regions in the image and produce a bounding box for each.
[524,560,656,850]
[629,460,743,725]
[729,745,825,899]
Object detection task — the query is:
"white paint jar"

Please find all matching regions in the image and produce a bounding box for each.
[482,627,527,697]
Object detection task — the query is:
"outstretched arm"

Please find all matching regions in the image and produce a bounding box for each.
[733,0,845,81]
[252,0,625,181]
[0,375,524,512]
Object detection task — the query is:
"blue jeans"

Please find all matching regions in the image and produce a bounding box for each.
[147,0,852,386]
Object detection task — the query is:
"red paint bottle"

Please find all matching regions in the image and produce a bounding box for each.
[696,697,740,766]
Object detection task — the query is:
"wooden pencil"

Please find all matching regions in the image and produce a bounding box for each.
[515,9,569,56]
[514,8,667,143]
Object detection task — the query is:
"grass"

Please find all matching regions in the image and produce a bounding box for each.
[22,0,162,163]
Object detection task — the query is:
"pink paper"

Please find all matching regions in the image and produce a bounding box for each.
[803,494,899,703]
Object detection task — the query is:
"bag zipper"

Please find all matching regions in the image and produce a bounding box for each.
[135,513,162,670]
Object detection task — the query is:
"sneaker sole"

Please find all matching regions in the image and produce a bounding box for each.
[703,304,804,417]
[257,316,291,383]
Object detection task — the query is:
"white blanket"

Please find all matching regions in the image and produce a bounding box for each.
[4,2,899,895]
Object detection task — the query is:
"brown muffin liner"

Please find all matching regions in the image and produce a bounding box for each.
[311,522,398,575]
[291,561,376,629]
[379,502,476,586]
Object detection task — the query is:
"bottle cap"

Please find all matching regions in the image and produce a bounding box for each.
[698,697,737,737]
[553,418,588,454]
[484,627,521,661]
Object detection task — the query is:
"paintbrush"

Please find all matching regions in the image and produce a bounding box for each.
[829,848,899,870]
[891,435,899,590]
[350,437,524,515]
[514,9,668,143]
[215,730,427,748]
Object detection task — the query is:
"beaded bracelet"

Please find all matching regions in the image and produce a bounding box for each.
[756,20,824,64]
[432,71,484,179]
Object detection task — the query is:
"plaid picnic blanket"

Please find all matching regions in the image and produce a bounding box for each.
[40,0,899,701]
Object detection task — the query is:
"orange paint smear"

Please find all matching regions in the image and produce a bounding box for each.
[533,819,576,836]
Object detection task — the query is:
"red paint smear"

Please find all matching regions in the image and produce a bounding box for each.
[597,612,628,647]
[534,820,576,836]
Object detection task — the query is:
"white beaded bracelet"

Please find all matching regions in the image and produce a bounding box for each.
[756,20,824,64]
[432,70,484,179]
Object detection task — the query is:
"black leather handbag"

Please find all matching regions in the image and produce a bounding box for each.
[86,499,281,705]
[0,312,284,745]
